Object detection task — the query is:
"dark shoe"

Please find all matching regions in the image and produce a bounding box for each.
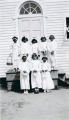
[34,87,39,94]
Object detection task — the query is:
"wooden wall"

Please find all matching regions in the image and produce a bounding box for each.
[0,0,69,77]
[43,0,69,77]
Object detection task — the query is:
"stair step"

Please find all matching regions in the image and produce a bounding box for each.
[65,79,69,84]
[51,70,58,79]
[58,73,66,81]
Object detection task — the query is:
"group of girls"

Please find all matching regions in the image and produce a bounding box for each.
[11,35,57,94]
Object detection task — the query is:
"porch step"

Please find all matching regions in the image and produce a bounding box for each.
[58,72,69,87]
[6,70,20,81]
[58,73,66,81]
[65,78,69,85]
[5,69,69,91]
[51,70,58,79]
[50,70,58,89]
[58,79,69,88]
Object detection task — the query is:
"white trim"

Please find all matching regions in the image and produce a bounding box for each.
[16,18,19,37]
[12,15,48,20]
[64,15,66,40]
[18,14,43,18]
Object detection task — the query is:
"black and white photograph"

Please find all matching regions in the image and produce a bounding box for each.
[0,0,69,120]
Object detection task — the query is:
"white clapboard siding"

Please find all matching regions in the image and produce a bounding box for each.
[43,0,69,77]
[0,0,69,77]
[0,0,18,77]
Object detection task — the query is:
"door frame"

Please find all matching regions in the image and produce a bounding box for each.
[17,14,44,42]
[14,0,47,40]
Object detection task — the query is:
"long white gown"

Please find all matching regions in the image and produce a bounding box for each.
[18,60,30,90]
[41,61,54,90]
[20,42,31,55]
[38,41,48,60]
[12,42,19,68]
[20,41,32,62]
[31,60,42,89]
[47,40,57,68]
[31,43,39,55]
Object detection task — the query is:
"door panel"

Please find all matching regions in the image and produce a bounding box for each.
[22,20,30,31]
[31,30,41,41]
[22,31,30,40]
[31,19,40,30]
[30,17,43,41]
[18,17,43,43]
[18,18,31,40]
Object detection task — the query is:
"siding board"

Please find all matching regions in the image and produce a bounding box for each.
[0,0,17,77]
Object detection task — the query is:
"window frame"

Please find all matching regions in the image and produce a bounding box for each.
[64,14,69,41]
[19,1,42,15]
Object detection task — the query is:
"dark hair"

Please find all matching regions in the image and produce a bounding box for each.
[21,36,26,41]
[49,35,55,40]
[22,55,27,60]
[42,57,48,60]
[31,39,37,43]
[12,36,18,40]
[25,38,28,41]
[41,37,47,41]
[32,53,38,59]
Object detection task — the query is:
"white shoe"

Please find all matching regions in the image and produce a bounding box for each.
[46,89,51,93]
[24,91,28,94]
[44,90,46,93]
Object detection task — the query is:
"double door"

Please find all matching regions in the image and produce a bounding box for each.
[18,16,44,43]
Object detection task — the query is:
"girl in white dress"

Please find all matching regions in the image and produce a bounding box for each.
[41,57,54,93]
[18,55,30,94]
[38,37,48,60]
[12,36,19,71]
[20,36,31,60]
[31,38,39,56]
[48,35,57,69]
[31,53,41,93]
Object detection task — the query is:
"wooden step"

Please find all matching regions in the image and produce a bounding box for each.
[51,70,58,79]
[50,70,58,89]
[6,69,68,90]
[6,70,20,81]
[58,73,66,81]
[65,78,69,85]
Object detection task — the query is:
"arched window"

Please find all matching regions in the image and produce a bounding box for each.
[19,1,42,15]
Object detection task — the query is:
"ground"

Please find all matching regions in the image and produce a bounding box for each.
[0,88,69,120]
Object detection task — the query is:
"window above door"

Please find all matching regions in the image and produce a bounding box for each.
[19,1,42,15]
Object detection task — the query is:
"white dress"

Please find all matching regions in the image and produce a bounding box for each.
[31,43,39,55]
[38,41,48,60]
[12,42,19,68]
[20,42,31,57]
[41,61,54,90]
[18,60,30,90]
[47,40,57,68]
[31,60,42,89]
